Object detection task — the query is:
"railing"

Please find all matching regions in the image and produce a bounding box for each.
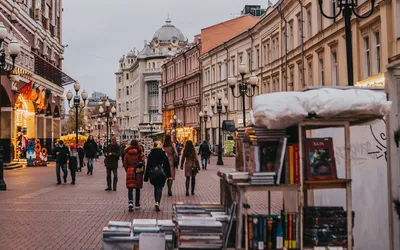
[34,53,76,86]
[144,68,162,73]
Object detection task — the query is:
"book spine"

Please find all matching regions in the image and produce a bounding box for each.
[289,146,294,184]
[291,213,297,249]
[284,213,289,249]
[276,216,283,249]
[253,216,258,250]
[294,144,300,184]
[288,213,293,249]
[285,146,290,184]
[263,216,268,249]
[267,217,273,249]
[248,215,253,250]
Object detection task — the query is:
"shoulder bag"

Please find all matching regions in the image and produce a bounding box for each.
[191,154,199,176]
[149,162,165,180]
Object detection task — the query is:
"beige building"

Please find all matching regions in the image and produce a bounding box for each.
[201,0,400,249]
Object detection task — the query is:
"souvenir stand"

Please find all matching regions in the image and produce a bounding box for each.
[217,87,390,250]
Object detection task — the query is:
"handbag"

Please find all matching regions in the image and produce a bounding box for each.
[190,155,199,176]
[149,163,165,180]
[135,161,144,174]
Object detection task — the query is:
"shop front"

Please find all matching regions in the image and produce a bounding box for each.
[175,127,198,144]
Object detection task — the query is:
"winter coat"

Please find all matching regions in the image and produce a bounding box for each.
[68,151,80,171]
[124,146,145,189]
[163,144,177,180]
[144,148,171,187]
[84,140,98,158]
[199,142,211,159]
[104,143,120,169]
[180,150,201,177]
[53,145,70,165]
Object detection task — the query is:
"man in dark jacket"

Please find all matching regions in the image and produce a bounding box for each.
[104,136,120,191]
[53,140,70,184]
[198,140,211,170]
[83,135,98,175]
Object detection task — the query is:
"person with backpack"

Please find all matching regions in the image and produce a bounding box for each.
[180,140,201,196]
[144,141,171,212]
[68,144,80,185]
[198,140,211,170]
[123,140,145,211]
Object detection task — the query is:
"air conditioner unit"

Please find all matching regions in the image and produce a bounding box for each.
[34,8,41,21]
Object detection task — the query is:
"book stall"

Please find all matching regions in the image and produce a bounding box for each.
[101,87,391,250]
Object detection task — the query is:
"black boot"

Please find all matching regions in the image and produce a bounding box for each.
[185,177,190,196]
[191,177,196,195]
[167,180,172,196]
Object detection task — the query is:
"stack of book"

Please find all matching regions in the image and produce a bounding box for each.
[303,206,354,248]
[245,212,299,250]
[227,172,249,183]
[132,219,159,235]
[157,220,175,237]
[103,221,132,238]
[249,172,276,185]
[173,203,226,249]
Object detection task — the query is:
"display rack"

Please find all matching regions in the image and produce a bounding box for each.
[219,115,381,250]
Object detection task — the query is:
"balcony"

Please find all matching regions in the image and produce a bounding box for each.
[144,68,162,73]
[41,15,49,30]
[34,53,76,86]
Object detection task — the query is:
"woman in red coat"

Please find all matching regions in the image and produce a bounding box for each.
[123,140,145,211]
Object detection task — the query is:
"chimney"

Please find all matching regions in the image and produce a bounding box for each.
[144,40,147,46]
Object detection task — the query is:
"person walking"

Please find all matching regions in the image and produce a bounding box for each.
[162,135,178,196]
[180,140,201,196]
[120,142,126,163]
[104,137,120,191]
[144,141,171,212]
[83,135,98,175]
[68,144,80,185]
[198,140,211,170]
[77,145,84,172]
[123,140,145,211]
[53,140,69,185]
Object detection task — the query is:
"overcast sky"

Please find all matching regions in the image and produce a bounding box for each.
[62,0,274,99]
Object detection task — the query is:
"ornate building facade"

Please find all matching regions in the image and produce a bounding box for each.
[0,0,73,163]
[161,40,201,143]
[116,17,187,141]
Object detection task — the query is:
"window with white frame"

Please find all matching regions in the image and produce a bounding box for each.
[218,64,222,81]
[257,48,260,68]
[126,102,129,111]
[364,36,371,78]
[148,81,159,121]
[319,57,325,86]
[297,14,302,46]
[267,43,271,64]
[247,51,251,71]
[374,31,381,75]
[231,58,236,76]
[331,51,338,86]
[212,67,215,83]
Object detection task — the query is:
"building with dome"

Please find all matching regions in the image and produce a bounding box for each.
[115,17,188,141]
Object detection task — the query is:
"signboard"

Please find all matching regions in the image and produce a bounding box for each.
[224,140,234,154]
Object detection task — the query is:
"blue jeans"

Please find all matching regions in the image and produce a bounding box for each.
[86,158,94,173]
[56,163,67,183]
[128,188,141,206]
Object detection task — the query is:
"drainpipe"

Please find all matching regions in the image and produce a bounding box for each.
[224,42,229,120]
[277,3,288,92]
[248,29,254,109]
[297,0,305,89]
[195,43,202,141]
[183,53,186,127]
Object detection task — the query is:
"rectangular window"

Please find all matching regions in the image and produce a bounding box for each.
[375,32,381,74]
[307,9,312,38]
[297,14,302,46]
[118,77,121,83]
[118,89,121,98]
[239,55,243,63]
[126,86,129,95]
[267,43,270,63]
[257,49,260,68]
[364,36,371,78]
[126,102,129,111]
[308,61,313,86]
[232,59,235,76]
[212,67,215,83]
[289,22,294,50]
[126,73,129,80]
[45,4,50,19]
[331,52,338,86]
[319,57,324,86]
[218,64,222,81]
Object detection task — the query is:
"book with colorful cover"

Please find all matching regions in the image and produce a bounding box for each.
[305,138,337,181]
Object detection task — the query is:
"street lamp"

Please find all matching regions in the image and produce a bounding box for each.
[94,118,104,139]
[0,23,21,191]
[228,63,257,127]
[318,0,375,86]
[170,115,181,142]
[66,82,88,145]
[98,98,116,145]
[210,91,229,165]
[199,106,210,142]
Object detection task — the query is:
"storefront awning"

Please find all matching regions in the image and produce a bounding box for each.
[34,53,76,86]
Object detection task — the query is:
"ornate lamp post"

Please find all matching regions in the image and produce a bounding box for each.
[94,118,104,140]
[199,106,211,142]
[318,0,375,86]
[210,91,229,166]
[169,115,181,142]
[110,115,117,140]
[99,98,116,145]
[0,23,21,191]
[228,63,257,128]
[66,82,88,145]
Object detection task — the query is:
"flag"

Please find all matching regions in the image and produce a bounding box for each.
[20,81,33,100]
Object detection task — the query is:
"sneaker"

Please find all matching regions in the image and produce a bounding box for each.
[105,188,112,191]
[57,182,61,185]
[71,182,75,185]
[135,205,141,210]
[128,203,134,211]
[155,202,160,212]
[113,188,117,191]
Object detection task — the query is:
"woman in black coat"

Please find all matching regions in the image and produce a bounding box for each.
[144,141,171,212]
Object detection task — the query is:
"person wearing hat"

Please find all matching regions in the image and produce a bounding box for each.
[53,140,70,185]
[68,144,80,185]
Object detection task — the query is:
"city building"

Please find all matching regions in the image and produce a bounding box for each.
[200,0,400,249]
[161,38,201,143]
[0,0,73,163]
[116,17,187,142]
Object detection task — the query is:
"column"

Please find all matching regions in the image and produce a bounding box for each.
[144,82,148,114]
[36,114,45,148]
[158,81,162,124]
[0,107,13,163]
[45,115,52,152]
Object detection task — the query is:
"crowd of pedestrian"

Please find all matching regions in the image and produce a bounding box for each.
[52,134,213,212]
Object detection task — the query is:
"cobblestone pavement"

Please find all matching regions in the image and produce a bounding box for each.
[0,156,282,249]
